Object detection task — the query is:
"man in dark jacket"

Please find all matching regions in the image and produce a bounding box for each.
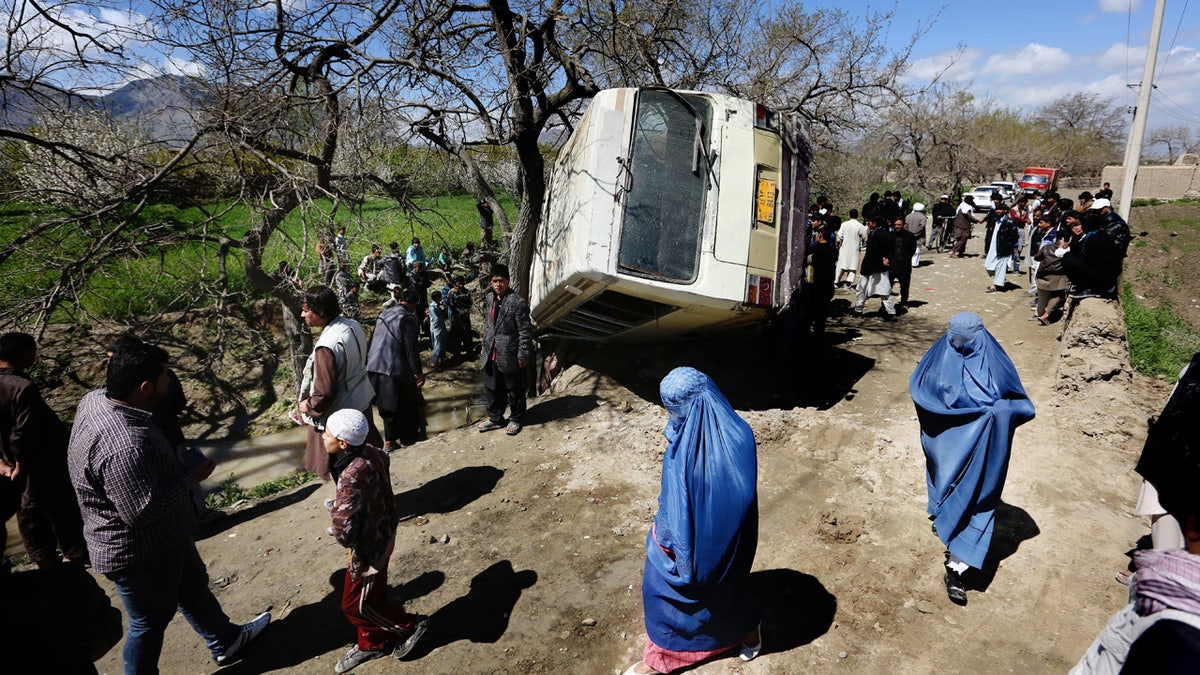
[478,264,535,435]
[853,217,898,321]
[1063,211,1122,300]
[0,332,88,568]
[366,290,425,449]
[802,225,838,336]
[1091,198,1131,259]
[891,218,918,308]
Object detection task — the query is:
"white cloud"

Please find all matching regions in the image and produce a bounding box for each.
[1100,0,1142,12]
[1094,41,1150,74]
[981,44,1071,78]
[165,56,204,77]
[903,47,984,84]
[96,7,150,32]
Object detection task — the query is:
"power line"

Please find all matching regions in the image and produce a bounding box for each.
[1155,90,1200,120]
[1149,98,1200,123]
[1159,0,1191,76]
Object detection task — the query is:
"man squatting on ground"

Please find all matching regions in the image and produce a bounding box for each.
[324,408,429,673]
[477,263,535,436]
[68,339,269,673]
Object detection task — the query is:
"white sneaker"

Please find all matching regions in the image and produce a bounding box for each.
[392,616,430,659]
[214,611,270,665]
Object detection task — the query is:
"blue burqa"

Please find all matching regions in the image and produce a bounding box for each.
[642,367,760,652]
[909,313,1035,570]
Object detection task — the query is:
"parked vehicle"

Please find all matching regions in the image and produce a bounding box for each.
[1017,167,1061,197]
[967,185,999,211]
[530,87,812,342]
[990,181,1017,201]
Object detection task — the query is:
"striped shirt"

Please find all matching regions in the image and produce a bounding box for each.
[67,389,197,573]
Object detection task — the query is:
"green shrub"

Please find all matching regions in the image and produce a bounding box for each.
[204,469,317,509]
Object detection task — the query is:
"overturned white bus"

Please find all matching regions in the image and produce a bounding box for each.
[530,87,812,342]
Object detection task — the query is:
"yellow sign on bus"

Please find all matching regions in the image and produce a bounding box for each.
[756,178,776,224]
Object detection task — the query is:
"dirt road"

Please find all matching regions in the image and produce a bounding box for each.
[91,230,1167,674]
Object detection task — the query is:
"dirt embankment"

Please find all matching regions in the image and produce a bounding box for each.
[26,206,1200,674]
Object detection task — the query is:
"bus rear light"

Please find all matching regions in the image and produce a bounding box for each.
[746,274,773,306]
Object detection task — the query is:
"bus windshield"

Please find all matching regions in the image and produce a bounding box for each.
[617,90,712,283]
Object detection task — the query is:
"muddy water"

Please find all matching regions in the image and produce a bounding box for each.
[4,376,485,561]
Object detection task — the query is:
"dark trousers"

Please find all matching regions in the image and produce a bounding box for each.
[483,361,526,424]
[950,227,970,256]
[803,293,833,335]
[341,541,419,651]
[369,373,425,446]
[893,270,912,305]
[17,459,88,567]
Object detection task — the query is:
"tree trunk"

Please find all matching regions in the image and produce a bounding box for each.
[241,189,312,396]
[508,132,545,297]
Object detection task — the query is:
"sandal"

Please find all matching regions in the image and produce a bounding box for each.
[1116,569,1133,586]
[622,662,660,675]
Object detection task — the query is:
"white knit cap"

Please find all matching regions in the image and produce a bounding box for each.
[325,409,368,446]
[913,202,925,212]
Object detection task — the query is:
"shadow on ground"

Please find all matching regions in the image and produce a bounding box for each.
[393,465,504,519]
[570,324,876,411]
[220,568,452,673]
[748,568,837,654]
[220,569,356,674]
[970,501,1041,592]
[524,393,602,425]
[404,560,538,658]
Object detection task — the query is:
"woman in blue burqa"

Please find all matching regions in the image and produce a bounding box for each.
[624,367,761,675]
[910,312,1035,604]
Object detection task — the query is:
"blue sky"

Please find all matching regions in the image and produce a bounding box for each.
[818,0,1200,131]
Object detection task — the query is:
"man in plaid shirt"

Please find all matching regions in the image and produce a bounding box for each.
[68,340,269,673]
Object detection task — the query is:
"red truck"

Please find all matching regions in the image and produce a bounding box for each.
[1017,167,1061,197]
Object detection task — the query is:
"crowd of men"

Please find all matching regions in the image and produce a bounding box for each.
[798,182,1132,336]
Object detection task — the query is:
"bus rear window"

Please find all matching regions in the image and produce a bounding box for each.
[617,91,711,283]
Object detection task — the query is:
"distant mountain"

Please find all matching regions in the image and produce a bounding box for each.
[96,75,208,140]
[0,74,209,143]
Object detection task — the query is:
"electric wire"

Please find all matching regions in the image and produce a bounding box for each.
[1155,90,1200,121]
[1158,0,1191,77]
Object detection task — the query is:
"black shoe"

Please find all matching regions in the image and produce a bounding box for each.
[1070,289,1101,300]
[944,568,967,604]
[880,313,897,322]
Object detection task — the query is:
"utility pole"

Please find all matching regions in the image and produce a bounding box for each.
[1118,0,1167,221]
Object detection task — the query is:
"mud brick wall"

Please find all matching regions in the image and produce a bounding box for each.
[1101,163,1200,202]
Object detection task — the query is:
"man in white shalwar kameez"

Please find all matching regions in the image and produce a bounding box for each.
[835,208,867,288]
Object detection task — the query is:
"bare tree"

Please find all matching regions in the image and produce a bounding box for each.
[1032,92,1124,177]
[1146,125,1196,163]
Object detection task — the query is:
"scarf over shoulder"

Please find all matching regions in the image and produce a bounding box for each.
[642,367,760,652]
[910,312,1035,569]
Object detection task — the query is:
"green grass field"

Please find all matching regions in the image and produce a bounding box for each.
[0,194,513,322]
